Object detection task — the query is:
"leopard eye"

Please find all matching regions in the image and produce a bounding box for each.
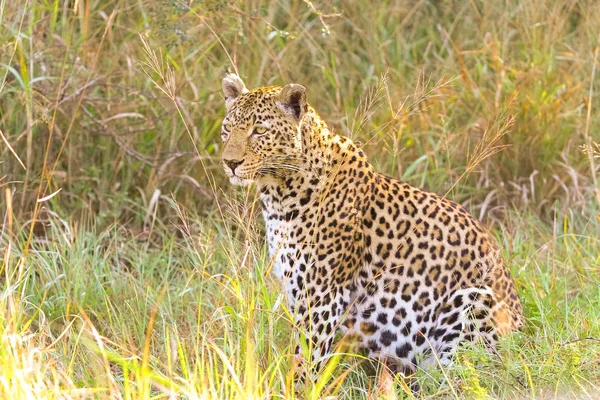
[253,126,267,136]
[221,123,231,140]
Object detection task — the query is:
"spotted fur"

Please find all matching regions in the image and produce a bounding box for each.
[220,74,523,379]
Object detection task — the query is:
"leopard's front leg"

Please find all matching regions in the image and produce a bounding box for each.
[288,284,351,385]
[282,202,364,386]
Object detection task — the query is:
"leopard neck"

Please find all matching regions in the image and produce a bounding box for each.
[257,109,372,220]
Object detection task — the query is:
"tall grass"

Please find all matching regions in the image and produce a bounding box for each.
[1,0,599,219]
[1,0,599,398]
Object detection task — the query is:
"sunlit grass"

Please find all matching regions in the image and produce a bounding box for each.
[1,202,599,399]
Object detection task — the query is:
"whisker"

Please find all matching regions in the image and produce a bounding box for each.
[261,163,307,173]
[258,168,289,180]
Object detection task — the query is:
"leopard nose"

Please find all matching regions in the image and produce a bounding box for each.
[224,159,244,173]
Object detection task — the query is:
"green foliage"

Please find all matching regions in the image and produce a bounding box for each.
[1,0,599,220]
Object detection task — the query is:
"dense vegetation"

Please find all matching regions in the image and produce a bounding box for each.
[1,0,599,398]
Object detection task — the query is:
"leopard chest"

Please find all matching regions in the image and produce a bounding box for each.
[265,216,296,280]
[260,189,314,286]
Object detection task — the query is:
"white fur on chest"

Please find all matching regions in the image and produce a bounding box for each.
[259,184,317,288]
[264,212,294,281]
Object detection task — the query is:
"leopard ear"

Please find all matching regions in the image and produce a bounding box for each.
[276,83,307,121]
[222,74,248,111]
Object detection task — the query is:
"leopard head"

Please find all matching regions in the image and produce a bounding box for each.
[220,74,309,185]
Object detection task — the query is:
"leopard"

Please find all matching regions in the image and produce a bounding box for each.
[219,73,524,387]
